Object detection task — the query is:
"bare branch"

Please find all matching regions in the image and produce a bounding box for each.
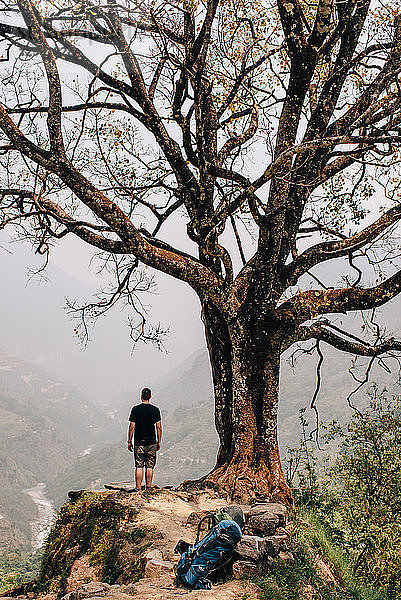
[298,320,401,357]
[283,202,401,286]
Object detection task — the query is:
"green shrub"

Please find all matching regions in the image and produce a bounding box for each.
[258,512,380,600]
[0,570,22,593]
[285,387,401,599]
[324,388,401,598]
[38,493,140,594]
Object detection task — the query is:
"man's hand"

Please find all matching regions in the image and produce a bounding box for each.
[127,441,133,452]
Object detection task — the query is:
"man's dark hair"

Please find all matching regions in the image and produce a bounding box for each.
[141,388,152,401]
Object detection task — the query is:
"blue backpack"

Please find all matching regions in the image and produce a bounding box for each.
[175,508,244,590]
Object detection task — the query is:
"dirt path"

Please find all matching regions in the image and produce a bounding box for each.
[122,490,260,599]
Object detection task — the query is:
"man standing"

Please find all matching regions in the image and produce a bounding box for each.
[127,388,162,491]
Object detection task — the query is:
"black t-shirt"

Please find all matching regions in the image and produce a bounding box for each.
[129,403,161,445]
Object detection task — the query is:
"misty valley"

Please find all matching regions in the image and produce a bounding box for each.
[1,337,400,553]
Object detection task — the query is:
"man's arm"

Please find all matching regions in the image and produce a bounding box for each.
[156,421,162,451]
[127,421,135,452]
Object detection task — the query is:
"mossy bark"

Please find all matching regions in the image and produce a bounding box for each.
[189,305,292,505]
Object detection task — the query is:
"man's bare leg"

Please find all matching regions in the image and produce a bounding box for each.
[135,467,144,490]
[145,468,153,489]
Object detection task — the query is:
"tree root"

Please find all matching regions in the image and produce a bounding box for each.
[179,460,293,506]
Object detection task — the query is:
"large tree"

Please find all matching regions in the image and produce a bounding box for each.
[1,0,401,503]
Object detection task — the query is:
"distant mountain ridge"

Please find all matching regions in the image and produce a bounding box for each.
[105,350,213,422]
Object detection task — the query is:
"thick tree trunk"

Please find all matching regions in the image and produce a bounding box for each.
[207,323,291,504]
[202,299,234,467]
[182,304,292,505]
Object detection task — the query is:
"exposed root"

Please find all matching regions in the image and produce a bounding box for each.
[179,460,293,506]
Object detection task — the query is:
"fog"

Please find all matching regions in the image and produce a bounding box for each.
[0,232,206,404]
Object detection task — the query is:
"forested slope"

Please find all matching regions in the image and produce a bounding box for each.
[0,353,119,549]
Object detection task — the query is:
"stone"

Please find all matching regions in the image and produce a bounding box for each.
[278,551,295,563]
[248,503,287,523]
[66,555,97,593]
[313,556,337,584]
[185,510,212,527]
[72,583,111,600]
[232,561,259,579]
[247,503,287,536]
[104,482,138,492]
[274,527,290,542]
[235,535,264,561]
[259,537,280,557]
[68,490,86,503]
[258,554,275,574]
[120,584,139,595]
[235,535,279,561]
[262,530,291,553]
[62,587,133,600]
[106,593,134,600]
[247,512,278,536]
[144,559,174,580]
[144,549,163,561]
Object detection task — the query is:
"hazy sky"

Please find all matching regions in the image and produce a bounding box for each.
[0,231,206,404]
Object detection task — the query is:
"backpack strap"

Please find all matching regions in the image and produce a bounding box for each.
[195,513,216,544]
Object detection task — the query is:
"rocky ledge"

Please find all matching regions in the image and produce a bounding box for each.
[0,489,296,600]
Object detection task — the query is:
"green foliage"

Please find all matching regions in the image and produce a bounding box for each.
[286,387,401,599]
[124,526,146,545]
[319,169,374,230]
[89,527,120,584]
[38,493,141,594]
[0,550,42,594]
[0,569,21,593]
[258,513,380,600]
[285,408,321,505]
[324,387,401,599]
[0,550,41,582]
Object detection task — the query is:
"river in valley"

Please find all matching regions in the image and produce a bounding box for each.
[24,483,56,551]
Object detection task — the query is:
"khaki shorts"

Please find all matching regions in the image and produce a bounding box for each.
[134,444,157,468]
